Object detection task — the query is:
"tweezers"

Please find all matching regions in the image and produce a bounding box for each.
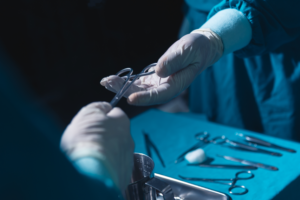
[144,131,166,168]
[110,63,157,107]
[236,133,296,153]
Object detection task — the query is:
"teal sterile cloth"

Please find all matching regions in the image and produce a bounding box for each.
[130,109,300,200]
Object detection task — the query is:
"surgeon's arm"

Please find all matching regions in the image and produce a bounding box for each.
[199,9,252,55]
[101,0,300,106]
[208,0,300,57]
[100,9,252,105]
[61,102,135,198]
[73,157,116,188]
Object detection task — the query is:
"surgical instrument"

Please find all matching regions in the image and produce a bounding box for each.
[144,131,166,168]
[174,143,204,164]
[179,171,254,195]
[236,133,296,153]
[109,63,157,107]
[174,132,224,163]
[188,163,258,170]
[195,132,282,157]
[217,154,279,171]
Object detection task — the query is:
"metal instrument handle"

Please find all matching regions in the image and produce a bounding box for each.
[227,140,282,157]
[235,171,254,180]
[229,185,248,195]
[110,63,157,107]
[237,133,296,153]
[194,131,210,141]
[188,164,258,170]
[246,136,296,153]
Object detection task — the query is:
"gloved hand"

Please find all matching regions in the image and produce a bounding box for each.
[100,29,223,106]
[60,102,134,195]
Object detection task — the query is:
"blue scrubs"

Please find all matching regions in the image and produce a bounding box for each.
[184,0,300,141]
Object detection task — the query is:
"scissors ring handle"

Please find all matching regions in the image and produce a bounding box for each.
[195,131,210,141]
[235,171,255,180]
[210,136,227,144]
[229,185,248,195]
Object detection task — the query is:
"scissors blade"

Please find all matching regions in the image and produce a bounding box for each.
[217,155,279,171]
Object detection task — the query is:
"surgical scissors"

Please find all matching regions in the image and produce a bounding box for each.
[179,171,254,195]
[110,63,157,107]
[175,131,281,164]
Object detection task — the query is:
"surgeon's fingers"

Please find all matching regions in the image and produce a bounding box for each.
[128,63,202,106]
[102,75,146,98]
[107,107,130,122]
[107,107,134,195]
[155,40,181,78]
[85,102,112,114]
[155,35,197,78]
[71,102,112,125]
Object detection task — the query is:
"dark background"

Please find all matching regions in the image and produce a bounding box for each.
[0,0,184,126]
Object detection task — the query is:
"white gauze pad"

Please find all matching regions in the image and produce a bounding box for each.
[184,148,207,164]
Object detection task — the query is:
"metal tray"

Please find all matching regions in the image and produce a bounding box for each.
[155,173,232,200]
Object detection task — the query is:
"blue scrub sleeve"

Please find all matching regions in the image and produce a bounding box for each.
[208,0,300,57]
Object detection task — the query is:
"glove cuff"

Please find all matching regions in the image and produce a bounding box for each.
[65,142,106,162]
[190,28,224,66]
[66,142,122,192]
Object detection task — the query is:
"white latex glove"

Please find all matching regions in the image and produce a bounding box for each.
[60,102,134,195]
[100,29,223,106]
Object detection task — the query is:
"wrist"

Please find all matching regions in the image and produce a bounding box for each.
[200,9,252,55]
[190,29,224,67]
[65,142,106,161]
[65,142,121,191]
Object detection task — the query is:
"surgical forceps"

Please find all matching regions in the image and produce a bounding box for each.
[179,171,254,195]
[109,63,157,107]
[195,132,282,157]
[144,131,166,168]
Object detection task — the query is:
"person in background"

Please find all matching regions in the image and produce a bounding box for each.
[102,0,300,141]
[0,47,134,200]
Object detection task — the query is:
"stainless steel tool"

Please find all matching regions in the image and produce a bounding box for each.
[195,132,282,157]
[217,154,279,171]
[174,132,225,163]
[126,153,174,200]
[175,131,282,164]
[236,133,297,153]
[188,163,258,170]
[179,171,254,195]
[109,63,156,107]
[144,131,165,168]
[155,174,232,200]
[225,139,282,156]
